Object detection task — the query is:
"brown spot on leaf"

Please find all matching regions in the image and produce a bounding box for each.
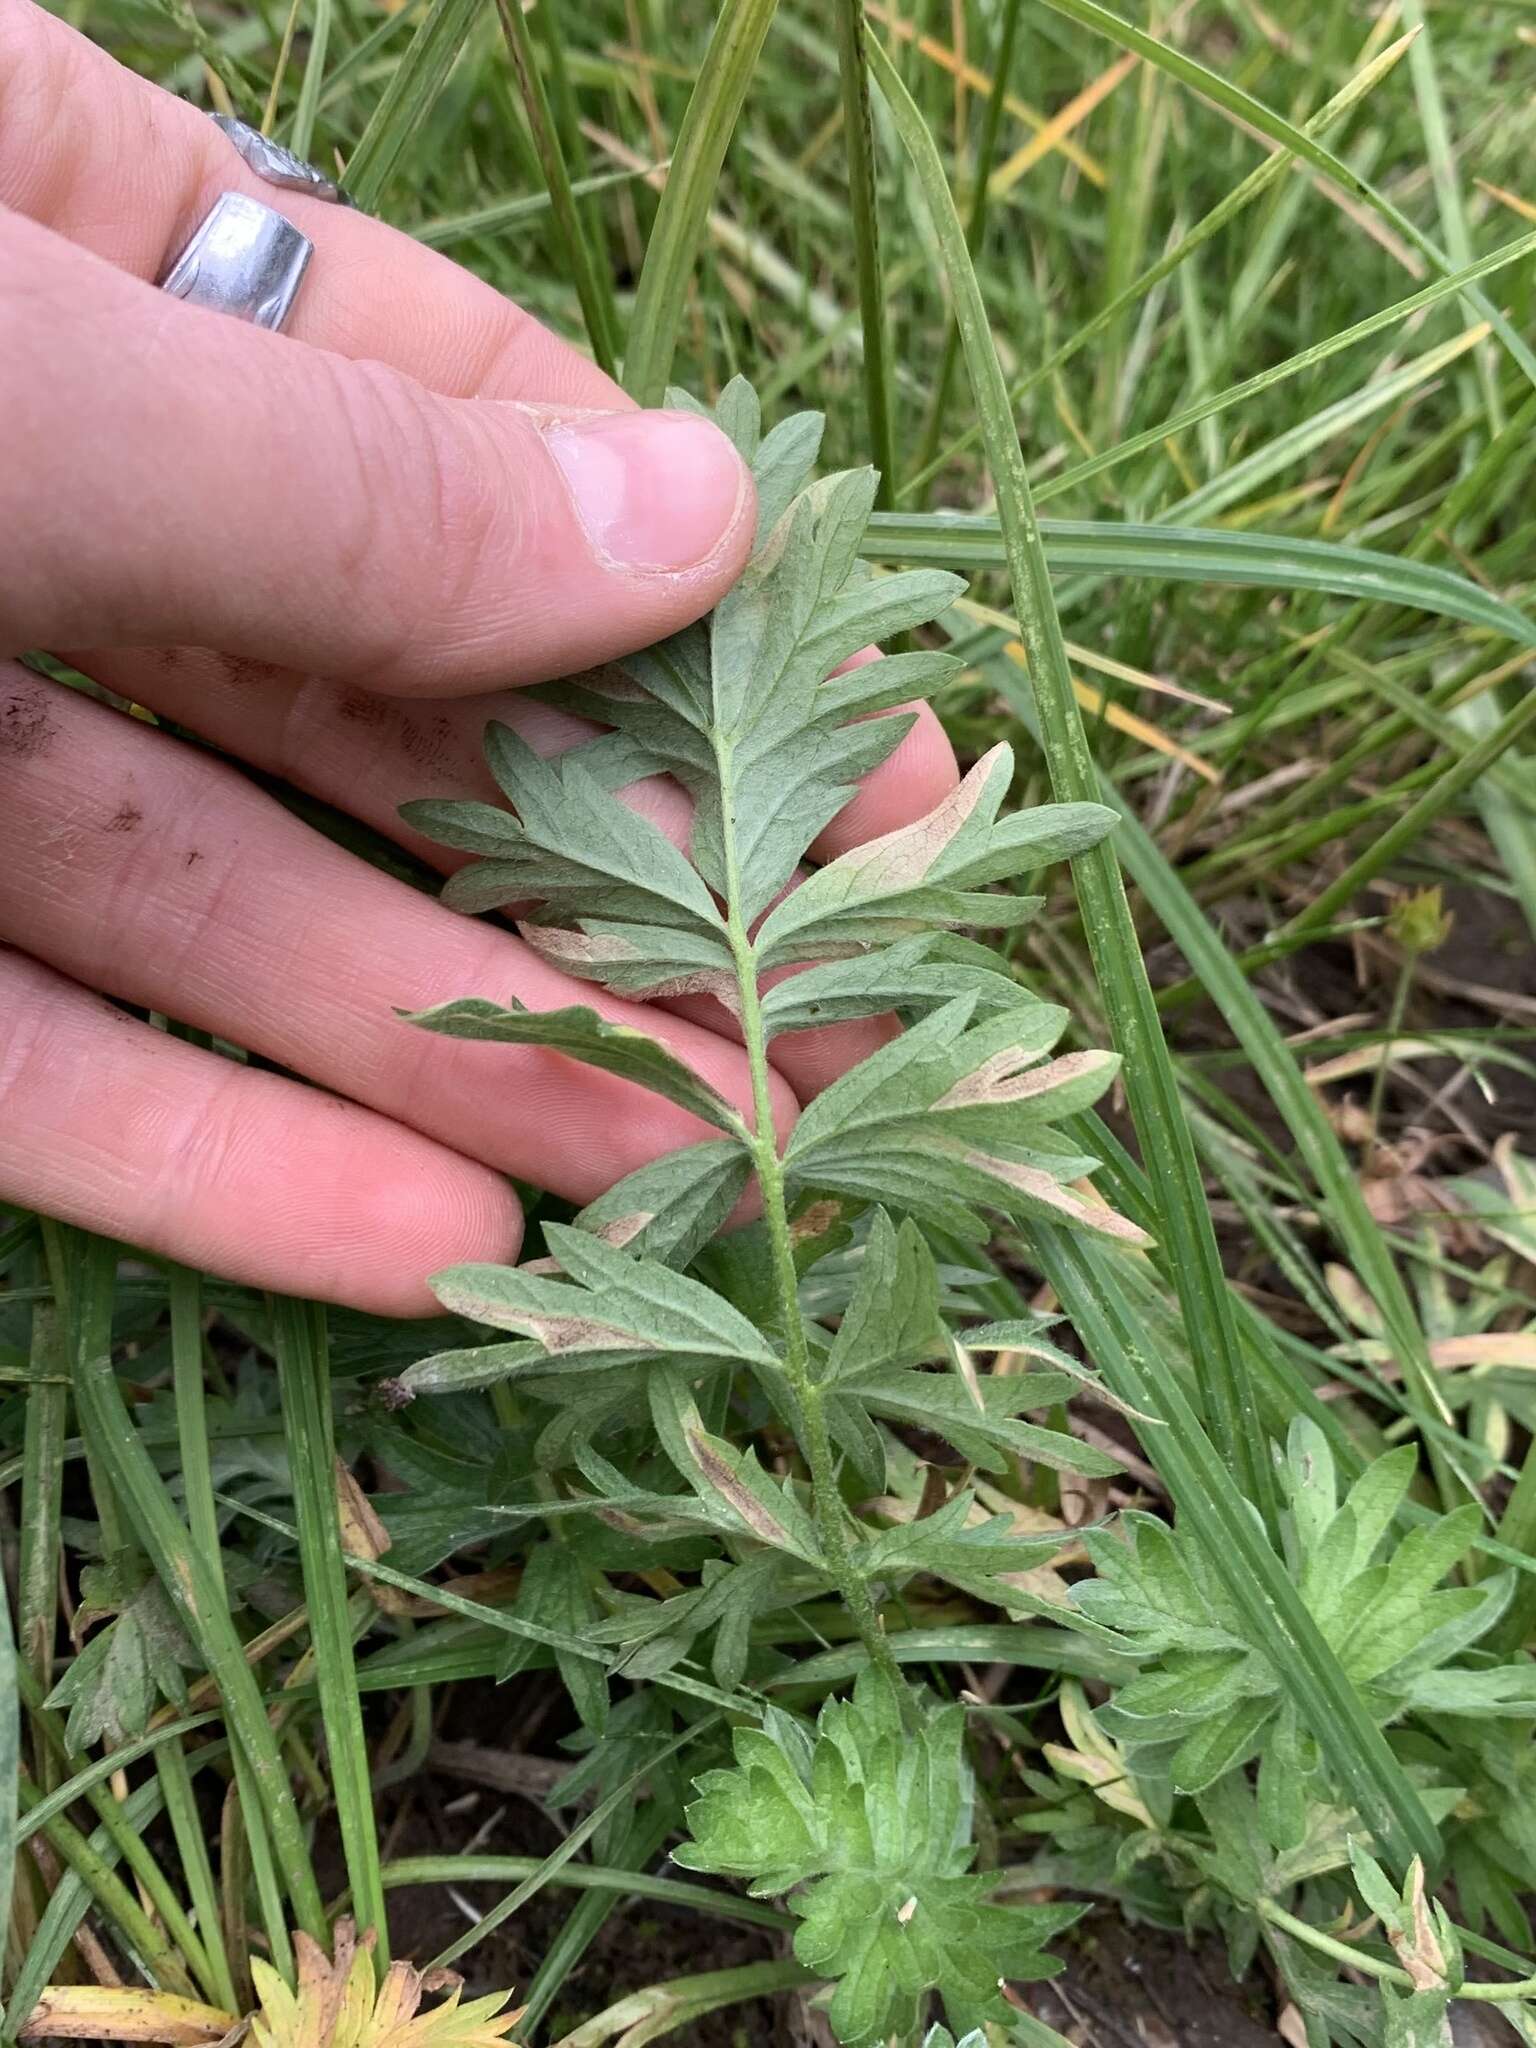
[936,1048,1113,1113]
[791,1198,845,1244]
[686,1429,790,1546]
[953,1146,1154,1247]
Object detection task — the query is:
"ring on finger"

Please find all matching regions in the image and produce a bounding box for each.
[158,114,350,333]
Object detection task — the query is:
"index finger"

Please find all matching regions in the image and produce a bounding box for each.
[1,0,619,407]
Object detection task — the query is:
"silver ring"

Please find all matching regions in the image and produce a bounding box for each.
[160,189,314,332]
[157,116,352,333]
[209,114,354,208]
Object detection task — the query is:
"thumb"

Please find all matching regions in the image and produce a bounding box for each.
[3,212,754,693]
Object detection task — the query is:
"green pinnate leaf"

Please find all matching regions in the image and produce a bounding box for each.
[401,997,747,1139]
[781,999,1140,1244]
[567,1141,753,1269]
[517,918,737,1004]
[46,1562,198,1749]
[817,647,965,722]
[760,933,1030,1036]
[847,1368,1121,1479]
[859,1493,1087,1617]
[676,1671,1077,2045]
[1168,1692,1277,1794]
[745,402,825,537]
[823,1210,944,1383]
[471,719,725,932]
[1077,1422,1536,1820]
[755,745,1114,965]
[498,1541,608,1731]
[431,1225,778,1371]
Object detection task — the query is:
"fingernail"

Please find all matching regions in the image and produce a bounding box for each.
[544,411,750,573]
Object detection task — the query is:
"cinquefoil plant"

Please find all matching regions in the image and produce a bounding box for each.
[397,380,1147,2040]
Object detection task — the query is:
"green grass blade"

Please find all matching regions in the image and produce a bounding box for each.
[1086,770,1468,1492]
[46,1227,326,1946]
[489,0,618,375]
[1456,687,1536,949]
[0,1554,16,1984]
[834,0,898,502]
[1029,1223,1440,1876]
[155,1738,238,2014]
[16,1662,221,2006]
[375,1855,792,1932]
[13,1778,197,2001]
[1162,324,1490,527]
[425,1718,713,1971]
[516,1808,672,2037]
[169,1262,222,1571]
[1398,0,1503,435]
[868,23,1275,1518]
[271,1297,389,1963]
[287,0,332,161]
[1033,0,1536,393]
[901,24,1420,502]
[16,1716,224,1843]
[911,0,1023,498]
[412,165,653,250]
[1280,685,1536,940]
[18,1273,66,1762]
[3,1781,169,2037]
[863,513,1536,651]
[343,0,483,213]
[1489,1440,1536,1656]
[622,0,779,405]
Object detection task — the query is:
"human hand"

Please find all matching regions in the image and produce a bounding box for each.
[0,0,959,1313]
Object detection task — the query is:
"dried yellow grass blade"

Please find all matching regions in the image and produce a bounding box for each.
[863,1,1107,183]
[1477,178,1536,225]
[988,51,1139,195]
[17,1989,235,2044]
[1001,640,1221,783]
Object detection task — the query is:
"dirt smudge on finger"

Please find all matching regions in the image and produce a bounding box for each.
[0,681,58,761]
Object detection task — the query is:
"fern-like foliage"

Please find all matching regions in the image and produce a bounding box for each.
[403,378,1140,1262]
[399,380,1149,2041]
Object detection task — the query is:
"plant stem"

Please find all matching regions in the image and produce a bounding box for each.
[713,741,900,1690]
[1257,1896,1536,2003]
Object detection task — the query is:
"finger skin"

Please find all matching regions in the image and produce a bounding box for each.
[0,668,797,1190]
[0,949,522,1314]
[0,0,618,407]
[0,214,754,691]
[65,646,962,1094]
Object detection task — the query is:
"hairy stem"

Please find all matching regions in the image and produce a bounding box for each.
[715,739,900,1687]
